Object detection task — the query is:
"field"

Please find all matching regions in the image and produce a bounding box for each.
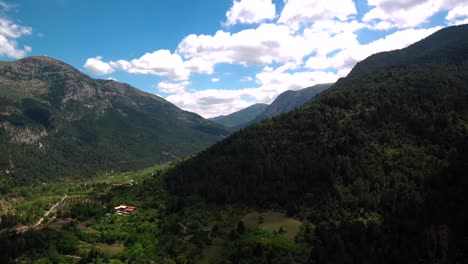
[242,211,302,240]
[61,195,97,208]
[95,242,125,255]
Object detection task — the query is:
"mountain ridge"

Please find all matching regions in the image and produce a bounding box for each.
[210,84,333,129]
[209,103,268,128]
[163,25,468,263]
[251,83,333,124]
[0,56,229,187]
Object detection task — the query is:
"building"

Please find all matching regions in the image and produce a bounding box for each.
[114,205,137,215]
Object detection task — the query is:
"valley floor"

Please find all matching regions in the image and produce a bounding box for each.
[0,165,307,263]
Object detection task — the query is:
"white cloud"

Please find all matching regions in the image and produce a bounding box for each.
[452,17,468,26]
[0,17,32,59]
[305,26,441,73]
[225,0,276,26]
[166,67,340,118]
[0,35,31,58]
[177,23,315,74]
[0,18,31,38]
[278,0,357,28]
[84,56,114,75]
[364,0,468,28]
[172,23,440,118]
[79,0,461,118]
[157,80,190,94]
[109,50,190,80]
[446,3,468,22]
[367,20,395,30]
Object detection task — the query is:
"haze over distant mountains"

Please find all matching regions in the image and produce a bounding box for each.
[0,57,229,185]
[210,83,333,129]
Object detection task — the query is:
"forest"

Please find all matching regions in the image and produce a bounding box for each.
[164,25,468,263]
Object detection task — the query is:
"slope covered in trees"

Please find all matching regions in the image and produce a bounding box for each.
[0,57,229,188]
[165,25,468,263]
[251,83,332,124]
[210,103,268,128]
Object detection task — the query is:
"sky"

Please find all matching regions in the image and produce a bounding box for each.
[0,0,467,118]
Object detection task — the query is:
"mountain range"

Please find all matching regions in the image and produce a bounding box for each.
[209,103,268,128]
[0,57,229,186]
[210,83,333,129]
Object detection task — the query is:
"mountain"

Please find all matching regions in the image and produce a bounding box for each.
[0,56,229,187]
[251,83,332,123]
[210,84,332,129]
[209,103,268,128]
[164,25,468,263]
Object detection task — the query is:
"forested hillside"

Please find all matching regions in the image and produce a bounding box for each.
[251,83,332,124]
[0,57,229,189]
[210,103,268,128]
[165,25,468,263]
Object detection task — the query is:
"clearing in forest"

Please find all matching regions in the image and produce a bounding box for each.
[241,211,302,240]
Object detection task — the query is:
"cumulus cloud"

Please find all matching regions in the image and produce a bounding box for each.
[157,80,190,94]
[166,67,341,118]
[176,23,315,75]
[0,18,31,38]
[446,2,468,24]
[364,0,468,28]
[168,25,440,118]
[0,18,32,59]
[110,50,190,80]
[84,56,114,75]
[80,0,463,117]
[278,0,357,28]
[305,26,441,73]
[225,0,276,26]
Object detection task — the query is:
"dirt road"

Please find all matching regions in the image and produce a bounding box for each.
[32,194,68,228]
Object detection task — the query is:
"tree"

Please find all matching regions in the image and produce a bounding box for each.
[237,220,245,234]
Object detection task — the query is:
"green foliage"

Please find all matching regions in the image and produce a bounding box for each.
[253,83,333,123]
[164,25,468,263]
[237,229,300,252]
[210,103,268,128]
[0,56,230,190]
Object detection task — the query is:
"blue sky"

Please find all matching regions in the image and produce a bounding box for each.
[0,0,467,117]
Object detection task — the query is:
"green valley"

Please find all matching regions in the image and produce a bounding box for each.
[0,57,230,190]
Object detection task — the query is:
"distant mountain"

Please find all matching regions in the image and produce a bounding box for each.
[209,103,268,128]
[165,25,468,263]
[210,84,332,129]
[251,83,332,123]
[0,56,229,186]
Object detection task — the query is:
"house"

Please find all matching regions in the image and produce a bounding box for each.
[114,205,137,215]
[125,206,137,213]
